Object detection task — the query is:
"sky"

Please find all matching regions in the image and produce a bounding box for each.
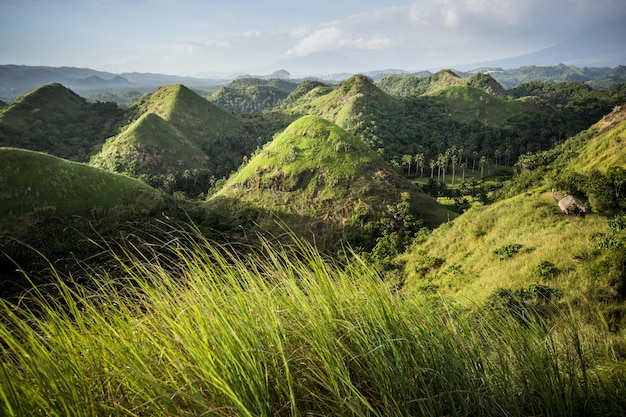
[0,0,624,77]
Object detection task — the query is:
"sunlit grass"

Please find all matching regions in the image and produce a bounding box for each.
[1,230,625,416]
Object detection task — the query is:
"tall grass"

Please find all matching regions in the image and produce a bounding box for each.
[1,230,625,416]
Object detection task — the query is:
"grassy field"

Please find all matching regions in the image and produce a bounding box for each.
[1,231,625,416]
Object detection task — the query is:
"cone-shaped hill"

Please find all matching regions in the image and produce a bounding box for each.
[0,83,124,161]
[91,84,249,176]
[211,115,454,249]
[284,74,398,130]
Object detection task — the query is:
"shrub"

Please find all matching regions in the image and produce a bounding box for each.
[494,243,523,260]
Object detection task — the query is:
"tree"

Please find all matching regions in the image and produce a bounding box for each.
[450,154,458,185]
[401,154,413,176]
[480,156,487,179]
[495,149,502,166]
[415,153,425,177]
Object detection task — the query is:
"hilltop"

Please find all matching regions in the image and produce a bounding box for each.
[90,84,283,194]
[211,115,454,249]
[208,78,299,113]
[0,83,124,161]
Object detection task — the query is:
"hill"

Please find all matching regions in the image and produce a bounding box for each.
[401,192,611,307]
[211,115,454,250]
[0,83,124,161]
[90,84,271,188]
[566,105,626,173]
[376,70,506,98]
[208,77,299,113]
[398,104,626,324]
[0,147,166,234]
[0,147,173,294]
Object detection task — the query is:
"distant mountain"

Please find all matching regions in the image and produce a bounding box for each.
[0,65,224,101]
[211,115,454,249]
[457,15,626,72]
[0,83,125,161]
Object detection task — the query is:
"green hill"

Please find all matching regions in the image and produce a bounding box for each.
[284,74,398,129]
[0,147,165,233]
[567,105,626,173]
[208,78,299,114]
[210,85,290,114]
[401,192,611,306]
[399,106,626,325]
[0,83,124,161]
[90,84,260,181]
[90,112,210,175]
[376,70,505,98]
[428,85,546,125]
[211,115,454,249]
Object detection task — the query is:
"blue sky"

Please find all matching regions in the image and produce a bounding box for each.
[0,0,624,76]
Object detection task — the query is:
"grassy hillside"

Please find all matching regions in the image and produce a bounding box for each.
[0,147,165,233]
[401,106,626,326]
[568,105,626,172]
[401,192,612,306]
[428,85,546,125]
[90,84,274,188]
[212,115,453,249]
[0,147,172,294]
[90,112,210,175]
[284,74,398,130]
[376,70,505,98]
[0,83,124,161]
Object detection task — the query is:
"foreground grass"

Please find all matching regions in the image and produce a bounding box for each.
[1,232,625,416]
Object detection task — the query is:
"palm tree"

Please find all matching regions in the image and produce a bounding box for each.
[415,153,425,177]
[480,156,488,179]
[450,154,458,185]
[401,154,413,176]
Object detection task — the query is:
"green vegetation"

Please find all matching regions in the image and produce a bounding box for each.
[0,83,124,161]
[0,147,165,226]
[2,232,626,416]
[90,84,288,196]
[209,78,299,113]
[212,115,453,250]
[1,69,626,416]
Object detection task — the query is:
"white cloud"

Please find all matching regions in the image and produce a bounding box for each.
[287,25,400,57]
[287,27,343,56]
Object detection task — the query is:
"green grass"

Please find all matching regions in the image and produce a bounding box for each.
[0,147,164,230]
[400,190,620,310]
[212,115,453,248]
[1,230,625,416]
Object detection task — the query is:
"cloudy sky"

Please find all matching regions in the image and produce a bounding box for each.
[0,0,624,76]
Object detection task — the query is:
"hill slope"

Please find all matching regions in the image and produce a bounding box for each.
[401,192,611,307]
[0,83,124,161]
[567,105,626,173]
[211,115,454,249]
[91,84,254,178]
[0,147,165,233]
[400,106,626,326]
